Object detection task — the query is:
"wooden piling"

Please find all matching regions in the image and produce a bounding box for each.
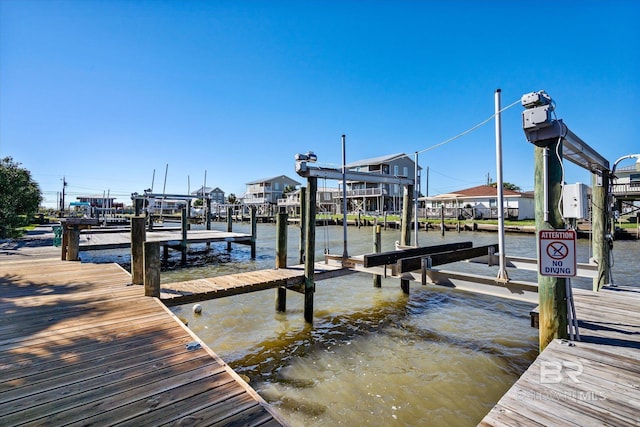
[400,185,413,294]
[134,198,143,216]
[440,205,445,237]
[181,207,187,265]
[373,224,382,288]
[144,241,160,297]
[535,141,568,351]
[591,170,610,291]
[61,227,68,260]
[66,227,80,261]
[276,212,288,269]
[299,187,306,264]
[275,211,288,311]
[250,206,257,259]
[304,177,317,323]
[205,198,211,230]
[227,206,233,251]
[131,216,146,286]
[400,185,413,247]
[206,198,212,250]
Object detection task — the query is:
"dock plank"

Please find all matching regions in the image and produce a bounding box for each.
[79,229,252,251]
[480,285,640,426]
[160,262,355,306]
[0,258,286,426]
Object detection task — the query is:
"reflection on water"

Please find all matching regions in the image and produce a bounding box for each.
[81,223,638,426]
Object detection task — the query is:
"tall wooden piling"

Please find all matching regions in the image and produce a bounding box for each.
[400,185,413,294]
[144,241,160,297]
[400,184,413,247]
[275,211,288,312]
[181,207,187,265]
[206,198,212,250]
[373,224,382,288]
[250,206,257,259]
[276,212,288,268]
[131,215,146,286]
[299,187,306,264]
[227,206,233,251]
[304,177,317,323]
[535,141,568,351]
[591,170,610,291]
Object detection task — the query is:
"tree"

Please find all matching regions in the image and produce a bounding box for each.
[227,193,237,204]
[0,157,43,238]
[489,181,522,192]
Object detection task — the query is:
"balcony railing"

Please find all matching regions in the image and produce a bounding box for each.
[422,207,520,220]
[333,188,387,198]
[612,182,640,196]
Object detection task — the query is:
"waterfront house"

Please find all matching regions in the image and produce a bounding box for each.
[278,186,340,216]
[611,160,640,214]
[421,185,535,220]
[340,153,421,214]
[244,175,301,215]
[76,195,119,209]
[75,195,123,216]
[190,186,226,205]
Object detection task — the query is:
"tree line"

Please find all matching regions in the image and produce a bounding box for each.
[0,157,42,238]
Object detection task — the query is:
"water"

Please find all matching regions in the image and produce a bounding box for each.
[82,223,639,426]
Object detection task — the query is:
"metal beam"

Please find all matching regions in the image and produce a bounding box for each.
[295,162,415,185]
[523,119,610,173]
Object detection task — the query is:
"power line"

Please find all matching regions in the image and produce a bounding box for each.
[416,98,521,155]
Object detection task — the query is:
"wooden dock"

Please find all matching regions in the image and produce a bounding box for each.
[79,229,252,251]
[480,285,640,426]
[0,257,286,426]
[161,263,355,306]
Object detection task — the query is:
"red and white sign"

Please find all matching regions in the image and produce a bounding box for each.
[538,229,577,277]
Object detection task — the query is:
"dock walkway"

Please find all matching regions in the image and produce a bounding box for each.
[480,285,640,426]
[0,257,285,426]
[160,262,355,306]
[79,229,252,251]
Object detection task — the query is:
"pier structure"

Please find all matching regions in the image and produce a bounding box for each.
[480,284,640,426]
[521,90,611,350]
[59,206,257,271]
[0,257,286,426]
[4,222,639,425]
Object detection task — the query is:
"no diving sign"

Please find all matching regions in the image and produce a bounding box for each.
[538,229,577,277]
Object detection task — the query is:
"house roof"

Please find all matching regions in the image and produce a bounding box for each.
[245,175,301,186]
[190,186,225,195]
[346,153,409,168]
[615,162,640,175]
[424,185,530,200]
[190,186,213,195]
[76,195,116,200]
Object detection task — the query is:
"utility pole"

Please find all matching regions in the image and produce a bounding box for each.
[61,176,67,216]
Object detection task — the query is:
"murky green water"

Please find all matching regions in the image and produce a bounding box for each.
[83,222,639,426]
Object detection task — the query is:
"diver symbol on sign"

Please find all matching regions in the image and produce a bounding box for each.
[546,242,569,260]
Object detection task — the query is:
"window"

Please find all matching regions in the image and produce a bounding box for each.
[403,166,408,177]
[394,165,399,176]
[274,182,280,190]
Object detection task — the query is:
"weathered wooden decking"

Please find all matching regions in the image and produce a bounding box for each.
[480,285,640,426]
[79,229,252,251]
[160,262,355,306]
[0,257,285,426]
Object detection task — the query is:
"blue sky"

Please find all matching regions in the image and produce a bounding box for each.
[1,0,638,208]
